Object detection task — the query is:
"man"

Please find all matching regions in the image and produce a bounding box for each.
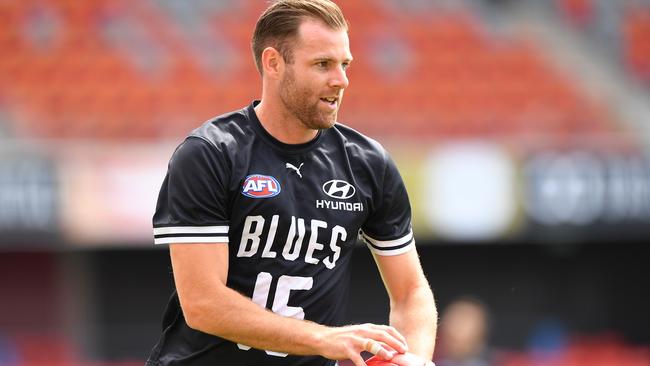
[146,1,437,365]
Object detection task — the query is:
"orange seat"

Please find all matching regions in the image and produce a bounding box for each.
[0,0,624,141]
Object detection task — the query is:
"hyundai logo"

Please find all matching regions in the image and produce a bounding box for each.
[322,180,356,199]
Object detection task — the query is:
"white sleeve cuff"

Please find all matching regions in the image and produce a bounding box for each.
[153,225,229,245]
[361,230,415,256]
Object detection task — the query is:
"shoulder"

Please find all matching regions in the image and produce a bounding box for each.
[169,106,255,171]
[187,106,255,153]
[330,122,390,165]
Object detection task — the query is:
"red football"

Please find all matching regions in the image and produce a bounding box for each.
[365,355,399,366]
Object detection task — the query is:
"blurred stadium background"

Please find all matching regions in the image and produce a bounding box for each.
[1,0,650,365]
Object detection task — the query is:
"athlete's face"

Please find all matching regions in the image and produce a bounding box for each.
[279,19,352,131]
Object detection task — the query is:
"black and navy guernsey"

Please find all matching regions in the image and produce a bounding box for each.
[147,101,415,366]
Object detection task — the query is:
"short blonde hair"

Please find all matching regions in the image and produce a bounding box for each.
[252,0,348,74]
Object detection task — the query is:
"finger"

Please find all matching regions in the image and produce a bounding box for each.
[348,352,367,366]
[365,339,382,355]
[381,343,397,354]
[364,339,396,360]
[369,325,408,351]
[359,327,407,354]
[364,324,407,349]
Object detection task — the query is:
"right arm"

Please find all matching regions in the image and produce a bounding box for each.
[170,243,408,366]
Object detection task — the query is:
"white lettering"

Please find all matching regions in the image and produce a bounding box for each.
[273,275,313,317]
[243,180,258,193]
[257,180,278,192]
[323,225,346,269]
[282,216,306,261]
[315,200,364,212]
[238,215,349,269]
[238,216,264,257]
[243,179,278,193]
[261,215,279,258]
[305,220,327,265]
[239,272,311,357]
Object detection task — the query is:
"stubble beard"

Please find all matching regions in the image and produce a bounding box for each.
[279,67,338,131]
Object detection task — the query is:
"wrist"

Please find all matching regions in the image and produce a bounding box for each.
[308,323,330,356]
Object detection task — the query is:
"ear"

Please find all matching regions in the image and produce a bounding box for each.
[260,47,284,79]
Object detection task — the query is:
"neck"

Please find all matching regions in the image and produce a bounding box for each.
[254,98,319,145]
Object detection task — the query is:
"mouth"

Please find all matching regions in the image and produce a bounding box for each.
[319,96,339,110]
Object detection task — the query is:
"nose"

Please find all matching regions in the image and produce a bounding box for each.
[329,65,349,90]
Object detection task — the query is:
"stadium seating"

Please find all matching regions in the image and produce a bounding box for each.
[555,0,650,87]
[0,0,623,142]
[623,6,650,84]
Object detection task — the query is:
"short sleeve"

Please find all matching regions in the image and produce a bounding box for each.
[152,137,231,245]
[360,153,414,256]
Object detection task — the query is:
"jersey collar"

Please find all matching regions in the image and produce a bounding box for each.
[247,100,325,155]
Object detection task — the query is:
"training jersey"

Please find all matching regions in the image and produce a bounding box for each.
[147,101,415,366]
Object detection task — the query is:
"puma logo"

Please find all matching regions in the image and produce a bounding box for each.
[285,163,304,178]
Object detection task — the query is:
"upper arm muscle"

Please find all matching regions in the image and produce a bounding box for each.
[169,243,229,311]
[373,248,428,303]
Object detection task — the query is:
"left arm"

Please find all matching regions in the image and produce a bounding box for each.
[373,247,437,360]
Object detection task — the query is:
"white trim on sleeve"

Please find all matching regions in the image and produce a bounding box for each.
[361,230,413,248]
[361,230,415,256]
[154,236,229,245]
[153,225,229,245]
[153,225,229,236]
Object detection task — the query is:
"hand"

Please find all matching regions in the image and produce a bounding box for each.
[316,323,409,366]
[389,352,435,366]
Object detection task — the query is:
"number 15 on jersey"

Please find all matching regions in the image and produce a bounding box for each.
[237,272,313,357]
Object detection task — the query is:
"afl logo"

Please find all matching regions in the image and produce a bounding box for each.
[242,174,281,198]
[322,180,356,199]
